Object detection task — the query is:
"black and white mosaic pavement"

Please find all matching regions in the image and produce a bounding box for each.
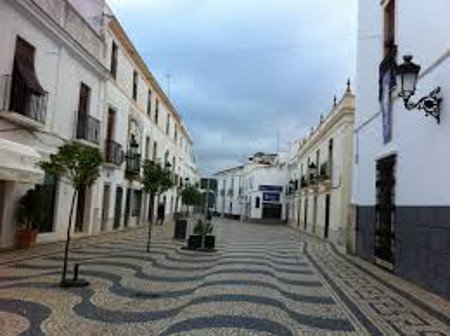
[0,219,449,335]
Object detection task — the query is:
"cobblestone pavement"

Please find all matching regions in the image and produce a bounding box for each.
[0,218,449,336]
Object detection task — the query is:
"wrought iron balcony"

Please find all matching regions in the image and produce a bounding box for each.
[105,139,124,166]
[1,74,48,125]
[125,153,141,176]
[76,113,100,144]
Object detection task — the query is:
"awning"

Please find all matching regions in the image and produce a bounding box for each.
[0,139,44,184]
[14,37,46,95]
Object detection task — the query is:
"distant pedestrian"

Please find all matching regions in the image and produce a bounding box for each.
[157,203,165,225]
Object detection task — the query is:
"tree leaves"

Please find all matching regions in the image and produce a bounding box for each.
[181,185,203,206]
[141,159,174,195]
[38,143,102,190]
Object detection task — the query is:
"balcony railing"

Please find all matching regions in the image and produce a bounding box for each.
[76,113,100,144]
[1,74,47,124]
[125,153,141,176]
[105,139,124,166]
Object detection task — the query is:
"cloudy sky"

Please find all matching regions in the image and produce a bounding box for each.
[107,0,357,175]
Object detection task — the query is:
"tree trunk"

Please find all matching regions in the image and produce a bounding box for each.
[146,193,155,252]
[61,189,77,285]
[201,231,206,249]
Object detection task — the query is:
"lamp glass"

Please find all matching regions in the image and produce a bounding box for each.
[400,71,417,99]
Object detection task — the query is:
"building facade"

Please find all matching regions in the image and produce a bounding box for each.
[0,0,197,249]
[214,166,244,219]
[288,85,355,251]
[355,0,450,298]
[214,153,287,222]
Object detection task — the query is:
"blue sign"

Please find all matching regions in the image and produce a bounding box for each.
[259,185,283,192]
[263,192,280,202]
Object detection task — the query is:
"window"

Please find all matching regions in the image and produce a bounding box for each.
[174,125,178,142]
[132,70,138,101]
[384,0,395,56]
[155,99,159,124]
[10,36,47,123]
[316,149,320,168]
[164,150,170,165]
[166,114,170,135]
[110,41,118,79]
[328,138,333,176]
[132,190,142,217]
[153,141,158,161]
[77,83,91,118]
[145,136,150,159]
[106,108,115,141]
[39,174,58,233]
[147,90,152,116]
[255,197,260,209]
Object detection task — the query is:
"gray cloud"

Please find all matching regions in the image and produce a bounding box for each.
[108,0,357,175]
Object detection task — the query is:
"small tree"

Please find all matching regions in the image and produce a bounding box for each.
[180,185,202,217]
[141,159,174,252]
[39,143,102,287]
[193,219,213,249]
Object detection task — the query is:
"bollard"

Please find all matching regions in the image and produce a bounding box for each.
[73,263,80,281]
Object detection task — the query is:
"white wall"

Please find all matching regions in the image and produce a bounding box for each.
[0,0,106,248]
[355,0,450,206]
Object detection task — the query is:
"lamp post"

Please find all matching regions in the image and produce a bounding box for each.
[308,162,317,182]
[397,55,442,124]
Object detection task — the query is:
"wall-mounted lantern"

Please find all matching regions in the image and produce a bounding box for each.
[129,135,139,156]
[308,162,317,176]
[397,55,442,124]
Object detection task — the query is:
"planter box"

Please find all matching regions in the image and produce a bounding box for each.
[16,229,38,249]
[205,235,215,249]
[174,219,187,240]
[187,235,215,250]
[188,235,201,249]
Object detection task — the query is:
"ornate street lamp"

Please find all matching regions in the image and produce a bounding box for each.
[129,135,139,156]
[308,162,317,176]
[308,162,318,185]
[397,55,442,124]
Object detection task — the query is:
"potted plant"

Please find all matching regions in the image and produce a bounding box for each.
[188,219,215,251]
[16,187,45,249]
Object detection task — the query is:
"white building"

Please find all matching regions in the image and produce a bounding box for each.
[0,0,108,249]
[214,153,287,222]
[287,85,355,251]
[355,0,450,299]
[214,166,244,219]
[0,0,198,249]
[100,14,197,232]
